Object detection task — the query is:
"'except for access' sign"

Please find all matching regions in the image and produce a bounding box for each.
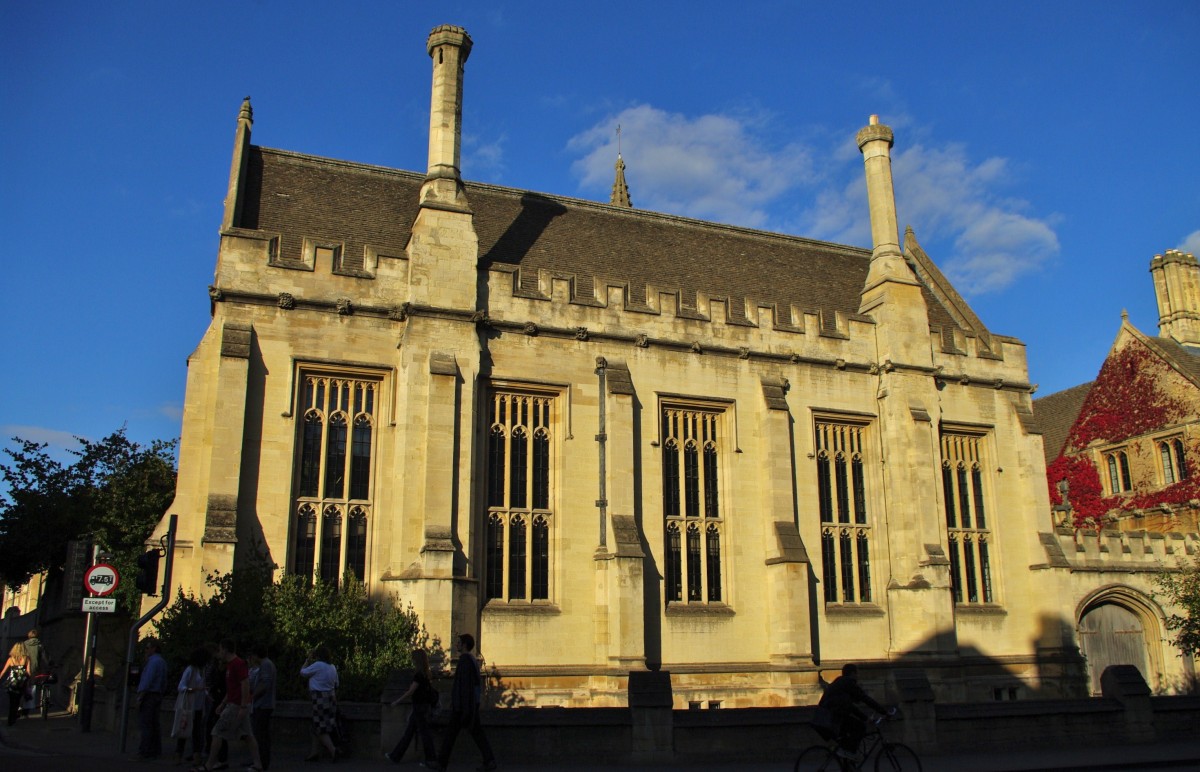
[84,563,120,596]
[81,596,117,613]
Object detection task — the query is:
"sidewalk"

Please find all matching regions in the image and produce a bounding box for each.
[2,710,1198,771]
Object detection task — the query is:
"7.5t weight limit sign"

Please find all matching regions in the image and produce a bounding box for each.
[84,563,120,596]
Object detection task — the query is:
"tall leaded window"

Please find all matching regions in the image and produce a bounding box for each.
[292,371,380,585]
[1161,438,1188,485]
[815,421,872,604]
[941,431,994,604]
[1104,449,1132,494]
[663,405,725,603]
[484,390,556,602]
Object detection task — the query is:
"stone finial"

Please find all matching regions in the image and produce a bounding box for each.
[238,96,253,126]
[611,154,632,208]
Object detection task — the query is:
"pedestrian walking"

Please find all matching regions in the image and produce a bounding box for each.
[435,633,496,772]
[300,646,340,762]
[135,639,168,760]
[172,647,208,765]
[202,642,228,766]
[23,629,47,717]
[1,641,32,727]
[193,639,263,772]
[384,648,439,766]
[249,643,276,770]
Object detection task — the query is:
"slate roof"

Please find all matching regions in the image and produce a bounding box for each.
[1140,335,1200,388]
[1032,381,1094,465]
[239,145,966,333]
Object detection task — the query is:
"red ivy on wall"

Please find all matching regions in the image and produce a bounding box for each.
[1047,339,1195,527]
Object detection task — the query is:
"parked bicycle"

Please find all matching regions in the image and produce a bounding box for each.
[31,671,58,720]
[794,712,921,771]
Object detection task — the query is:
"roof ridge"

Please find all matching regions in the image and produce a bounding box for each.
[253,145,873,259]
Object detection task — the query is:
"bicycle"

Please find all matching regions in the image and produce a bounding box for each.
[31,671,58,720]
[794,712,922,771]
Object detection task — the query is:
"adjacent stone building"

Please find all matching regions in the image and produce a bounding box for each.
[152,24,1196,706]
[1034,249,1200,694]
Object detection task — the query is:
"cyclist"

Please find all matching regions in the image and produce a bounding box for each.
[815,663,893,758]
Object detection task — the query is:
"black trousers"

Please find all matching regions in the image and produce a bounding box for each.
[438,709,495,768]
[390,703,437,763]
[252,707,273,770]
[137,692,164,758]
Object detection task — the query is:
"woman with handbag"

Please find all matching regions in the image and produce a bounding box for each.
[384,648,438,766]
[1,641,32,726]
[172,647,208,765]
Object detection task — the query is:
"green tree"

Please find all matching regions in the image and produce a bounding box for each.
[1155,556,1200,659]
[154,569,430,700]
[0,429,177,612]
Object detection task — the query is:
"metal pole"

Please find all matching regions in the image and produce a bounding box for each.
[79,542,100,732]
[595,357,608,549]
[118,514,177,754]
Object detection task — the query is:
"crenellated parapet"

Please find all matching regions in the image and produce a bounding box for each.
[1036,526,1200,573]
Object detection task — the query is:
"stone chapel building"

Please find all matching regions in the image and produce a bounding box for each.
[153,24,1196,706]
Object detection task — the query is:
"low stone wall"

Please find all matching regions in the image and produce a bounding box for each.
[146,666,1200,764]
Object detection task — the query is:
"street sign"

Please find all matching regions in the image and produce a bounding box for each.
[81,596,117,613]
[84,563,120,596]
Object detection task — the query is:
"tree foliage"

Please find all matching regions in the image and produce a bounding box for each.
[1155,556,1200,659]
[154,567,431,700]
[0,429,177,611]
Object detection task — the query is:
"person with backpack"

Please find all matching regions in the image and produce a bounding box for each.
[2,641,32,726]
[384,648,439,766]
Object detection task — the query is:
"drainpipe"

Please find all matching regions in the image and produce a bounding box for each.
[595,357,608,550]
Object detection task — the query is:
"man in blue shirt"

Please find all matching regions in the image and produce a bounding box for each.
[249,644,277,770]
[136,639,168,759]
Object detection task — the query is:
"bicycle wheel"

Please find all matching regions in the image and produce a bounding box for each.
[875,742,921,772]
[795,744,844,772]
[40,687,50,719]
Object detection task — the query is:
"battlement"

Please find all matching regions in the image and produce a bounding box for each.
[1038,527,1200,573]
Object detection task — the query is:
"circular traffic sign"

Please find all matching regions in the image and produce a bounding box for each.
[84,563,120,596]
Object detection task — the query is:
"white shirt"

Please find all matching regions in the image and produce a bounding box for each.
[300,659,338,692]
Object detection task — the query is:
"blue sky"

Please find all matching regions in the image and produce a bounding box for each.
[2,1,1198,458]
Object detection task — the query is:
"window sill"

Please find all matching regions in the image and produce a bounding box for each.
[954,603,1007,616]
[824,603,885,617]
[482,601,561,616]
[665,602,735,617]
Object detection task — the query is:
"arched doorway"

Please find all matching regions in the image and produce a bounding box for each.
[1076,587,1163,695]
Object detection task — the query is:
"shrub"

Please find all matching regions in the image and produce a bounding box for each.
[154,567,429,700]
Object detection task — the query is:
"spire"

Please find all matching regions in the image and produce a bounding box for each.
[222,96,254,231]
[609,125,632,208]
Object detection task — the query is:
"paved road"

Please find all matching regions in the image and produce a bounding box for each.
[2,711,1198,772]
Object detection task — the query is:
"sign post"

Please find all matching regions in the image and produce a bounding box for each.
[84,563,120,599]
[80,560,119,732]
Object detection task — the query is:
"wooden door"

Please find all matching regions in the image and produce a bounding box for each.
[1079,603,1148,695]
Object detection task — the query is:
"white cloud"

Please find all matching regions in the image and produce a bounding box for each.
[464,132,507,178]
[1179,229,1200,256]
[568,105,813,229]
[801,141,1060,294]
[1,425,85,452]
[567,104,1059,295]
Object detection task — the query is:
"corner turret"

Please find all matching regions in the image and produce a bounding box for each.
[1150,249,1200,346]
